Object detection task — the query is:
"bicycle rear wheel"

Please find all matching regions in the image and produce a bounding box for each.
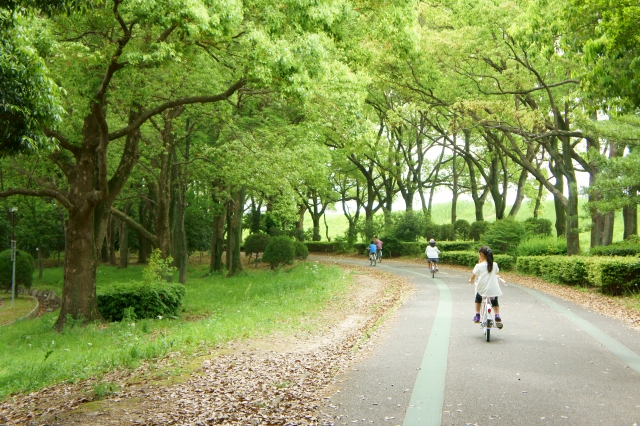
[486,328,490,342]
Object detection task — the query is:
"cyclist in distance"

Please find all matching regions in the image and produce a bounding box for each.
[425,238,440,271]
[469,246,503,327]
[374,236,383,259]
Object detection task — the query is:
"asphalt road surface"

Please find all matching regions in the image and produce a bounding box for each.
[320,258,640,426]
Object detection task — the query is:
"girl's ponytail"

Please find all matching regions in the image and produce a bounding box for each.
[479,246,494,272]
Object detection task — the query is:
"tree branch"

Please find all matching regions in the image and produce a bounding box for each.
[110,207,159,246]
[0,188,71,209]
[108,77,247,140]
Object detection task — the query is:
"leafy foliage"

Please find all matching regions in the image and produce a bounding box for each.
[469,221,490,241]
[293,240,309,260]
[97,281,186,322]
[389,211,428,241]
[244,233,271,258]
[481,219,527,255]
[262,236,295,269]
[590,241,640,257]
[453,219,471,240]
[523,218,553,236]
[142,249,177,284]
[0,249,34,290]
[306,241,348,253]
[516,236,567,257]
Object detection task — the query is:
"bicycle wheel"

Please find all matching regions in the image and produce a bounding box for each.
[486,328,490,342]
[432,266,435,279]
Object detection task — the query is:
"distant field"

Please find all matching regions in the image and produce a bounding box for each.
[305,199,638,250]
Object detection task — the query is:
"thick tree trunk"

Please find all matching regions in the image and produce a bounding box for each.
[227,187,245,277]
[297,204,306,230]
[55,207,103,330]
[312,214,321,241]
[210,206,225,272]
[623,204,638,239]
[602,211,615,246]
[551,171,566,237]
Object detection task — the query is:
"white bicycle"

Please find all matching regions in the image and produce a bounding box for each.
[479,296,496,342]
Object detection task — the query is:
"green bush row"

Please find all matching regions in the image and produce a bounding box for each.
[516,255,640,295]
[440,251,515,270]
[97,281,186,322]
[352,240,476,257]
[305,241,349,253]
[590,242,640,257]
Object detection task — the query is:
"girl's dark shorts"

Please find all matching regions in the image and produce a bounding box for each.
[475,293,499,306]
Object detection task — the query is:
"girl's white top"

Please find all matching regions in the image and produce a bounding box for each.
[425,246,440,258]
[473,261,502,297]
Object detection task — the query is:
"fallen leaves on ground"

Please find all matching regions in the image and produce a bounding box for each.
[0,266,412,426]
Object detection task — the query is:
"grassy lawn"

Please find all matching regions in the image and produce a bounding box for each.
[0,295,38,326]
[0,262,351,399]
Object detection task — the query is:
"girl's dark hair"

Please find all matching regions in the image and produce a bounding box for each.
[479,246,494,272]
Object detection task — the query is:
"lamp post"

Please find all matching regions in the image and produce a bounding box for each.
[9,207,17,307]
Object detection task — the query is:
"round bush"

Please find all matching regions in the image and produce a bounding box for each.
[454,219,471,240]
[439,223,456,241]
[294,240,309,259]
[244,233,271,257]
[0,249,35,290]
[523,217,553,236]
[391,211,427,241]
[262,236,295,268]
[469,221,490,241]
[481,219,526,254]
[424,220,440,241]
[380,235,402,257]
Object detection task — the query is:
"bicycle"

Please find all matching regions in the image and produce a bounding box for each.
[479,296,499,342]
[427,258,438,278]
[376,249,382,263]
[369,252,377,266]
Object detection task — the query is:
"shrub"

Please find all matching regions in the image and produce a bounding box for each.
[439,223,456,241]
[380,235,402,258]
[390,211,428,241]
[293,240,309,260]
[454,219,471,240]
[97,281,186,322]
[481,219,526,254]
[590,240,640,257]
[306,241,348,253]
[353,242,368,254]
[516,255,587,285]
[244,233,271,258]
[424,220,441,241]
[0,249,34,290]
[399,242,422,256]
[523,217,553,236]
[422,241,477,252]
[586,257,640,295]
[469,221,490,241]
[143,249,176,284]
[516,236,567,257]
[287,228,306,242]
[262,236,295,268]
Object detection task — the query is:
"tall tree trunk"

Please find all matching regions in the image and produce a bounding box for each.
[210,202,226,272]
[623,203,638,239]
[508,168,528,218]
[297,204,306,230]
[564,167,581,255]
[602,211,615,246]
[137,199,151,264]
[533,181,544,219]
[108,214,117,266]
[118,203,130,269]
[227,187,245,277]
[550,160,566,238]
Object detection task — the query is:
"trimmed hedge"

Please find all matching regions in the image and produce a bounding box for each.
[427,241,477,252]
[469,221,490,241]
[440,251,515,270]
[97,281,186,322]
[305,241,348,253]
[0,249,34,290]
[590,243,640,257]
[516,255,640,296]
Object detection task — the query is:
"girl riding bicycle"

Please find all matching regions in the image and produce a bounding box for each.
[425,238,440,272]
[469,246,503,328]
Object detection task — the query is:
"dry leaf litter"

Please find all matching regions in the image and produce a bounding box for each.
[1,264,412,426]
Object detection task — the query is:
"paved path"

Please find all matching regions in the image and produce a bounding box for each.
[320,258,640,426]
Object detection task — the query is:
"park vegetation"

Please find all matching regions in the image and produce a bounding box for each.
[0,0,639,330]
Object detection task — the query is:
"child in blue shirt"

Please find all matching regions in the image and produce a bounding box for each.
[369,241,378,255]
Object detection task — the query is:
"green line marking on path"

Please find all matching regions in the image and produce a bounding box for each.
[518,285,640,374]
[382,265,452,426]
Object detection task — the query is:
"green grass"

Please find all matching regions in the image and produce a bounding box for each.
[0,295,37,326]
[0,262,351,399]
